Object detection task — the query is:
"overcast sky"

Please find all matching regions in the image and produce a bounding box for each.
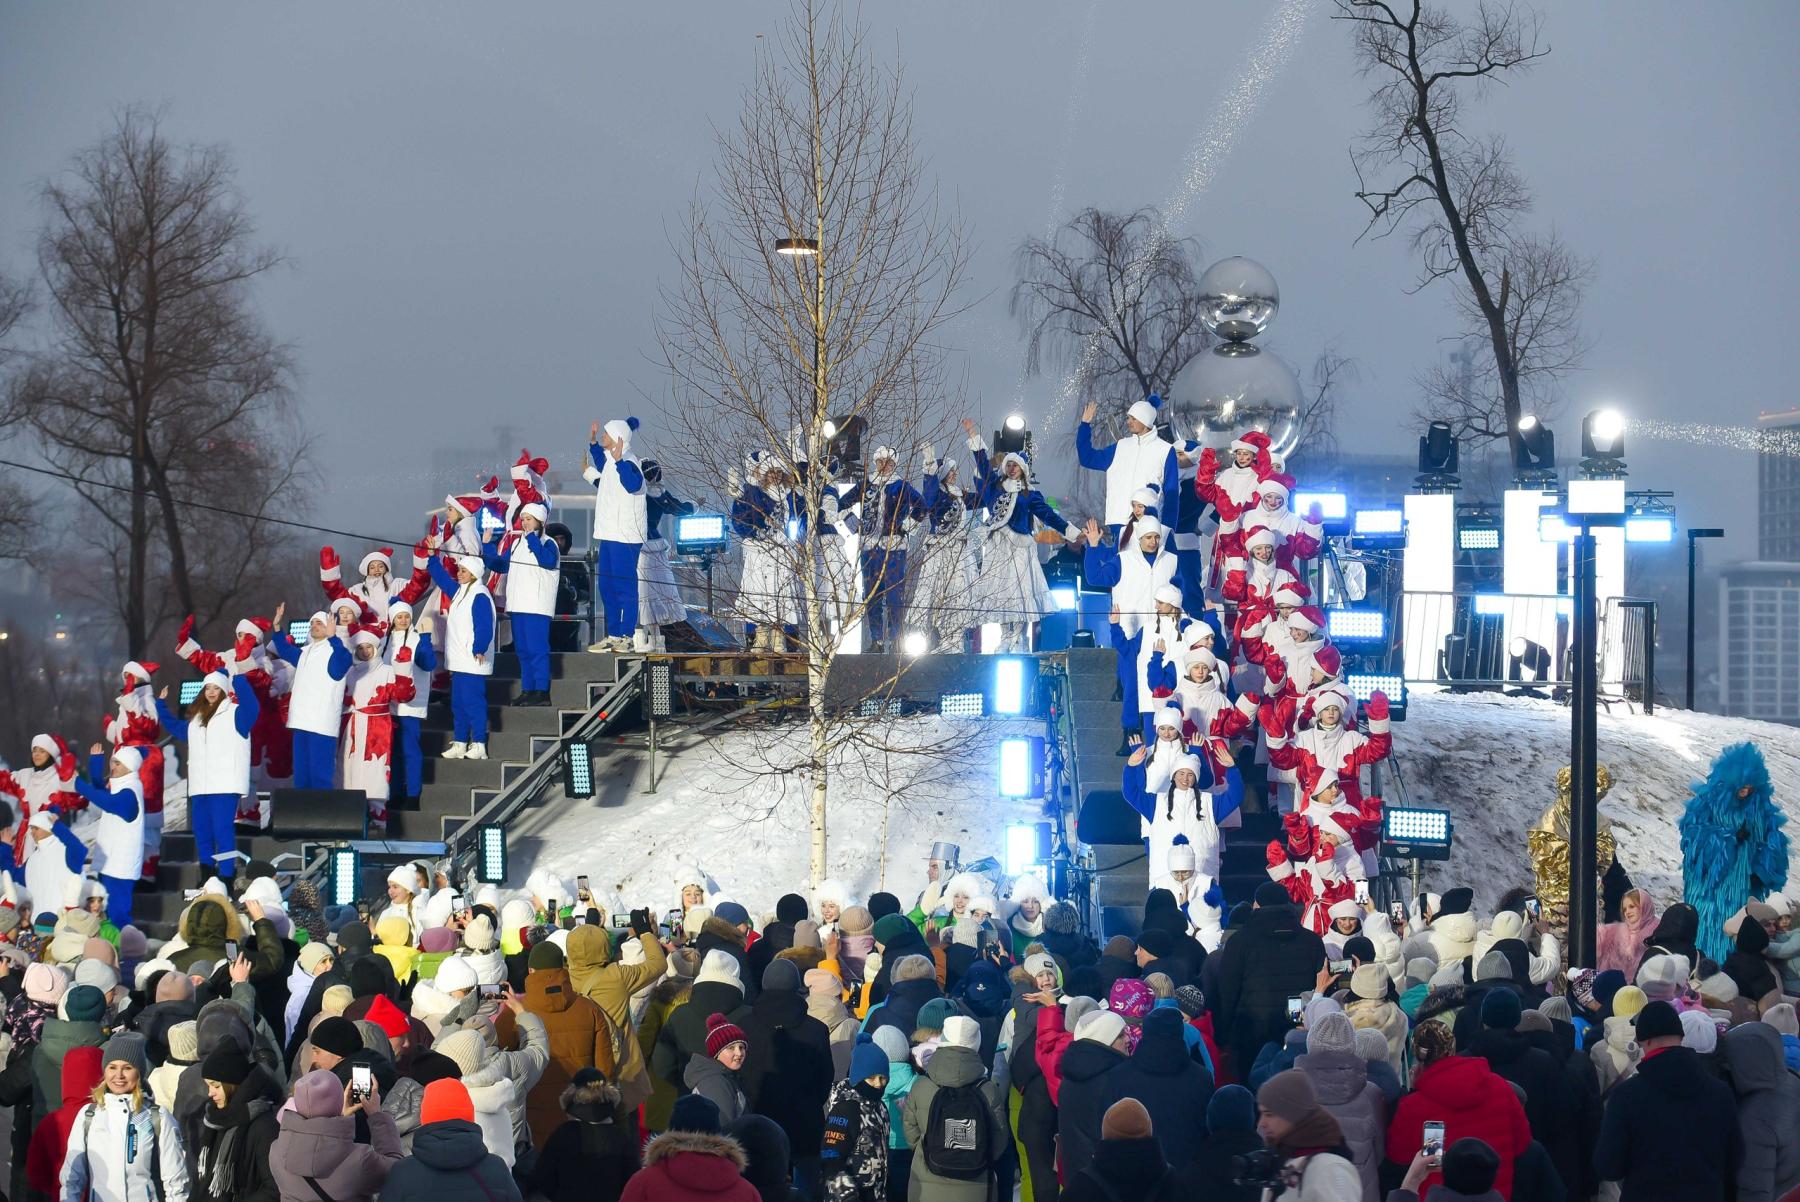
[2,2,1795,560]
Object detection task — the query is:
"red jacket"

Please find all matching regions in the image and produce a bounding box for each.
[622,1129,760,1202]
[1035,1005,1077,1104]
[26,1045,103,1194]
[1387,1055,1532,1199]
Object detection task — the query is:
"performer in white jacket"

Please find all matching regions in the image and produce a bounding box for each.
[427,554,497,761]
[268,604,353,789]
[153,672,258,882]
[585,417,649,653]
[481,501,559,705]
[339,629,417,829]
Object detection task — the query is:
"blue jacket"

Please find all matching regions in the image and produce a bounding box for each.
[647,491,695,541]
[74,754,140,822]
[843,476,925,542]
[731,484,806,542]
[480,529,558,574]
[971,445,1070,538]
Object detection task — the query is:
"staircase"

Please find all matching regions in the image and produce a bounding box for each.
[139,650,632,938]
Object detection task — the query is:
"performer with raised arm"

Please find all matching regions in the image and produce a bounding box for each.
[482,500,559,704]
[154,672,257,882]
[102,659,166,880]
[0,733,81,866]
[913,444,979,650]
[70,743,147,928]
[840,445,926,653]
[584,417,648,653]
[1076,395,1180,541]
[427,553,497,760]
[269,602,354,788]
[964,418,1083,653]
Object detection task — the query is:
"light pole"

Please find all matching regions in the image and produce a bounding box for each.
[775,236,824,436]
[1686,527,1724,710]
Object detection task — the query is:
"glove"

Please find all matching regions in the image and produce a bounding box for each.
[1366,691,1390,721]
[320,546,339,572]
[728,467,742,496]
[920,443,936,467]
[413,537,431,564]
[630,908,653,937]
[395,645,413,664]
[177,614,196,647]
[1199,447,1218,474]
[1266,841,1288,869]
[863,949,883,979]
[234,633,255,662]
[429,514,441,538]
[1257,701,1281,736]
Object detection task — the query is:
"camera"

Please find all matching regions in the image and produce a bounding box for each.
[1233,1147,1286,1188]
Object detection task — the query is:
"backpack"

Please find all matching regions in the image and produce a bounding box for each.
[80,1099,166,1202]
[922,1081,994,1180]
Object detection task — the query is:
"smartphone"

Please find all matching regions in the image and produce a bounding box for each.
[478,982,504,997]
[1354,879,1370,904]
[1422,1120,1446,1159]
[1286,995,1304,1026]
[449,893,465,915]
[223,941,238,962]
[1390,901,1406,928]
[1524,896,1542,920]
[351,1063,373,1103]
[577,874,589,896]
[1329,958,1351,976]
[611,912,630,929]
[546,898,557,920]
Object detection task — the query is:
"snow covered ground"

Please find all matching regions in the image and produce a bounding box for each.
[505,715,1047,919]
[500,691,1800,921]
[1393,688,1800,911]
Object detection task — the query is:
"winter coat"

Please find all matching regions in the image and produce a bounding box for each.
[739,986,836,1155]
[1272,1151,1363,1202]
[1295,1048,1385,1202]
[269,1105,403,1202]
[1213,903,1326,1079]
[495,965,619,1147]
[1343,996,1408,1081]
[820,1079,889,1202]
[807,988,859,1078]
[685,1053,748,1123]
[867,923,931,1005]
[1590,1014,1642,1095]
[25,1041,103,1196]
[1058,1135,1184,1202]
[621,1129,760,1202]
[376,1117,523,1202]
[34,1015,105,1116]
[567,924,666,1107]
[1386,1056,1531,1200]
[637,977,691,1131]
[900,1043,1006,1202]
[193,1066,281,1202]
[59,1093,192,1202]
[169,895,245,972]
[1466,1028,1576,1177]
[1098,1016,1212,1170]
[863,975,942,1041]
[1724,919,1782,1007]
[1593,1046,1742,1202]
[882,1059,918,1149]
[1426,912,1478,970]
[1722,1023,1800,1202]
[1187,1126,1263,1202]
[656,979,751,1091]
[1056,1037,1130,1178]
[1517,1025,1598,1199]
[527,1076,638,1202]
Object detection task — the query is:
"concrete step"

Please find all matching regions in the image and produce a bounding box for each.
[490,650,626,683]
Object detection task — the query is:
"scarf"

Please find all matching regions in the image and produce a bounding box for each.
[199,1095,272,1199]
[1275,1106,1344,1157]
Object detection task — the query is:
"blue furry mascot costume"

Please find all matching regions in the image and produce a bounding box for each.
[1681,742,1789,963]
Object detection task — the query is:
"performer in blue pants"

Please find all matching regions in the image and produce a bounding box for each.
[269,605,352,789]
[842,446,926,651]
[72,746,147,928]
[429,552,497,758]
[483,501,560,704]
[584,417,648,653]
[155,670,258,880]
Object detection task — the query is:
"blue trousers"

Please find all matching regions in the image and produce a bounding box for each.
[395,714,422,798]
[597,539,641,636]
[100,875,135,930]
[291,730,337,789]
[512,611,551,691]
[191,793,240,877]
[1113,625,1140,729]
[451,671,488,742]
[860,548,907,646]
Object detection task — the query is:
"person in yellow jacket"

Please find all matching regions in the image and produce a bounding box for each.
[565,910,667,1113]
[637,947,698,1132]
[372,913,421,984]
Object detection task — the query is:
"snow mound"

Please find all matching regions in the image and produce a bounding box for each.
[1394,689,1800,911]
[507,715,1045,919]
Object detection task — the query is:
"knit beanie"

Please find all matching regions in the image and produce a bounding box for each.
[201,1046,252,1085]
[849,1037,887,1083]
[64,985,106,1024]
[167,1021,200,1065]
[434,956,478,995]
[1136,928,1174,958]
[916,997,956,1036]
[1207,1084,1255,1133]
[1538,996,1573,1023]
[838,906,874,936]
[871,1025,910,1065]
[1074,1010,1126,1047]
[670,1092,722,1134]
[461,914,497,952]
[298,942,333,975]
[82,936,119,968]
[712,901,750,927]
[1635,953,1690,1001]
[872,914,913,948]
[420,1078,475,1125]
[1474,950,1514,981]
[1303,995,1342,1031]
[1442,1138,1502,1196]
[354,1020,389,1055]
[1257,1069,1321,1125]
[761,959,801,995]
[1404,957,1438,989]
[804,968,841,997]
[436,1028,488,1078]
[1253,882,1290,908]
[1764,1003,1799,1036]
[294,1069,345,1118]
[311,1016,364,1058]
[1353,1028,1389,1064]
[1175,985,1207,1018]
[1044,901,1079,934]
[941,1016,981,1051]
[776,894,809,923]
[1306,1011,1358,1055]
[1101,1097,1153,1140]
[24,962,68,1005]
[868,892,901,920]
[419,927,459,954]
[1633,999,1684,1042]
[1681,1009,1720,1053]
[1592,969,1627,1009]
[1102,935,1135,961]
[100,1031,149,1078]
[346,959,387,999]
[1517,1010,1553,1035]
[411,1051,462,1085]
[1350,964,1387,1002]
[1611,985,1648,1019]
[528,940,565,971]
[792,919,822,949]
[321,985,354,1016]
[695,949,742,989]
[365,994,411,1039]
[705,1013,748,1057]
[1481,988,1523,1030]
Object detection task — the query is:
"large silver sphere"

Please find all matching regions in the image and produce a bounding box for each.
[1197,257,1279,342]
[1167,344,1304,458]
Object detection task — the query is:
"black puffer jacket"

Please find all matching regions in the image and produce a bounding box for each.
[194,1066,281,1202]
[738,987,835,1156]
[378,1117,524,1202]
[1056,1038,1128,1178]
[1211,904,1324,1077]
[1099,1011,1212,1169]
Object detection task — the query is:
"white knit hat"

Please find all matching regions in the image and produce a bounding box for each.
[942,1015,981,1050]
[387,864,418,893]
[454,555,486,580]
[1153,585,1184,609]
[1153,706,1184,732]
[436,1027,489,1078]
[1074,1010,1126,1047]
[1127,399,1159,428]
[434,955,478,995]
[358,550,392,577]
[695,949,742,988]
[1167,842,1197,873]
[1245,527,1279,552]
[518,502,548,526]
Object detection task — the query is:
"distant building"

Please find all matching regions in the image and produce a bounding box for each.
[1718,562,1800,724]
[1759,409,1800,560]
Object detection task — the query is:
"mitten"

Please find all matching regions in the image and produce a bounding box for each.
[178,614,196,647]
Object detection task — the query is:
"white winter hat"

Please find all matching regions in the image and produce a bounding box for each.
[603,417,639,449]
[1167,842,1197,873]
[242,876,285,911]
[110,746,143,773]
[122,661,154,684]
[1245,527,1279,552]
[29,810,57,833]
[1153,585,1184,609]
[814,879,850,913]
[454,555,486,580]
[1023,953,1058,980]
[1130,486,1161,511]
[1154,706,1184,732]
[387,600,414,622]
[435,955,479,995]
[307,610,332,629]
[1170,754,1204,784]
[1134,522,1168,544]
[75,960,118,993]
[350,629,380,650]
[201,669,230,694]
[968,896,997,917]
[1328,899,1362,922]
[518,502,548,526]
[1681,1009,1719,1053]
[201,876,230,898]
[134,958,177,993]
[1490,911,1525,941]
[30,734,58,758]
[387,864,419,894]
[1183,647,1219,674]
[942,1015,982,1050]
[358,550,392,576]
[1256,479,1290,502]
[1074,1010,1126,1047]
[1272,582,1308,608]
[1636,953,1691,997]
[1010,875,1049,906]
[872,445,899,465]
[696,949,743,989]
[331,598,361,620]
[235,617,269,640]
[944,873,983,901]
[1127,399,1159,429]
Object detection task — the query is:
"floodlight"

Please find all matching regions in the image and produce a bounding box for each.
[1326,610,1385,642]
[673,514,730,555]
[1509,636,1552,682]
[1568,478,1626,515]
[1354,509,1404,537]
[476,823,508,884]
[1050,585,1079,612]
[998,737,1046,798]
[901,632,929,657]
[857,697,906,718]
[563,741,595,799]
[1458,527,1501,551]
[938,692,985,717]
[1417,420,1459,482]
[993,658,1026,715]
[179,680,206,705]
[1004,414,1026,431]
[645,661,673,718]
[330,846,361,907]
[1004,821,1054,876]
[1513,416,1556,478]
[1539,514,1577,543]
[1625,516,1675,543]
[995,415,1029,457]
[288,620,311,642]
[1345,673,1404,704]
[775,237,820,256]
[1294,491,1347,520]
[1583,409,1626,458]
[1473,593,1507,617]
[1381,806,1453,861]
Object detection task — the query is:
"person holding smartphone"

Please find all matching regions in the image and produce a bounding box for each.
[1252,1069,1362,1200]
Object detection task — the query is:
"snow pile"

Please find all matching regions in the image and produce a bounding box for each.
[508,715,1045,919]
[1394,689,1800,911]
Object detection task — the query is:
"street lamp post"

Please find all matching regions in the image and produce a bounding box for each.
[1686,527,1725,710]
[1569,524,1601,968]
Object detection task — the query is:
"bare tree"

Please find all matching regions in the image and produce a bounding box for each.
[1336,0,1591,453]
[12,107,304,656]
[656,0,974,886]
[0,270,32,560]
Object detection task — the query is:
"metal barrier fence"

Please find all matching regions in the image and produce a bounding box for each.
[1396,591,1657,702]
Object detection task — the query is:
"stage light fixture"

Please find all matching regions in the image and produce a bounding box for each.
[1050,586,1079,612]
[476,823,508,883]
[995,414,1030,457]
[1458,527,1501,551]
[998,736,1047,798]
[1568,478,1626,515]
[1004,821,1054,876]
[1473,593,1508,617]
[1509,636,1552,682]
[775,237,820,256]
[287,620,312,642]
[673,514,730,555]
[1539,513,1577,543]
[1005,414,1026,431]
[938,691,985,717]
[1416,420,1460,486]
[330,846,361,907]
[1294,491,1347,520]
[857,696,906,718]
[901,632,929,657]
[1583,409,1626,459]
[1345,673,1405,704]
[1513,415,1556,478]
[1354,509,1404,537]
[1326,610,1385,642]
[563,741,595,799]
[1625,516,1675,543]
[993,658,1026,715]
[1381,806,1453,860]
[179,680,205,705]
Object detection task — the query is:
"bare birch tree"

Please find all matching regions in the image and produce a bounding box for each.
[656,0,973,886]
[12,107,306,656]
[0,270,32,559]
[1336,0,1591,452]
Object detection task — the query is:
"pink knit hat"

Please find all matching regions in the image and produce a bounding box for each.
[24,963,67,1006]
